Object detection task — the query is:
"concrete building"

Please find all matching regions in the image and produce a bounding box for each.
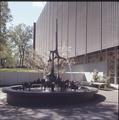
[34,2,119,84]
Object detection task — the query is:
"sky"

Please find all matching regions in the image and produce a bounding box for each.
[8,2,46,27]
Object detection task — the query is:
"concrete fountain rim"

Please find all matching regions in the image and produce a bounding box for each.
[2,85,98,107]
[2,85,98,95]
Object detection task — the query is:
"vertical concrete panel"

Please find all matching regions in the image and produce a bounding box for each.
[114,2,119,46]
[44,9,46,56]
[0,72,4,85]
[38,13,41,56]
[47,2,50,53]
[42,9,45,57]
[42,9,45,56]
[60,2,63,53]
[76,2,86,55]
[39,15,42,56]
[38,17,40,55]
[35,22,37,53]
[44,4,47,57]
[62,2,68,57]
[117,3,119,46]
[41,13,43,56]
[68,2,76,57]
[87,2,101,53]
[50,2,53,51]
[102,2,113,49]
[37,19,39,55]
[40,13,43,56]
[17,72,21,83]
[35,21,39,54]
[29,72,32,82]
[42,12,44,56]
[35,22,37,54]
[39,14,41,56]
[52,2,57,51]
[57,2,63,53]
[43,6,46,57]
[108,2,119,47]
[108,2,118,48]
[4,72,18,85]
[52,2,55,51]
[45,3,48,58]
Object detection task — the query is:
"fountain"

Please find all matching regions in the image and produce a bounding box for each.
[2,19,98,107]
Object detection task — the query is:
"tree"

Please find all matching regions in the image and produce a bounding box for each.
[9,24,32,67]
[25,49,46,70]
[0,1,12,67]
[0,1,12,48]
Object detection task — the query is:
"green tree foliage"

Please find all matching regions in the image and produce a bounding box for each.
[0,1,12,49]
[9,24,32,67]
[25,49,46,70]
[0,2,13,67]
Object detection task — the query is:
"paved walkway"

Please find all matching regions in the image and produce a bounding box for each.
[0,88,118,120]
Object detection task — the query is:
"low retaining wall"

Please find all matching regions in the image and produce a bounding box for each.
[0,72,43,86]
[62,72,87,81]
[0,72,92,86]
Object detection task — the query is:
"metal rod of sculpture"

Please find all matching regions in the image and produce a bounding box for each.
[48,19,66,81]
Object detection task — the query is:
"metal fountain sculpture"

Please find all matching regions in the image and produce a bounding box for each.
[47,19,66,91]
[21,19,81,92]
[2,19,98,107]
[21,19,79,92]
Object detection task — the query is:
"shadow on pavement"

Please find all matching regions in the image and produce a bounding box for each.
[0,94,118,120]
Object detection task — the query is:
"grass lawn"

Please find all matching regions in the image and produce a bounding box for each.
[0,68,38,72]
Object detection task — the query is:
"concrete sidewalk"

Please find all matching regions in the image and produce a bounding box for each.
[0,88,118,120]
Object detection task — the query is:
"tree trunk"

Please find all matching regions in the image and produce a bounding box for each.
[19,48,22,67]
[21,48,25,67]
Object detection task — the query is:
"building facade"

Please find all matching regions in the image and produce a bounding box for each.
[34,2,119,84]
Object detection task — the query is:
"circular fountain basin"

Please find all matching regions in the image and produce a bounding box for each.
[2,86,98,107]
